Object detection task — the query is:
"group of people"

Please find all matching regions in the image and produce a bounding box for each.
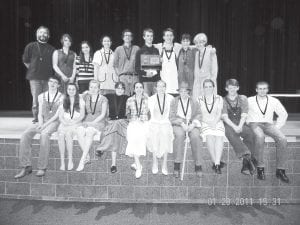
[15,26,290,184]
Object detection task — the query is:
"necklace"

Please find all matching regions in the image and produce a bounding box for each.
[198,47,206,69]
[48,90,59,113]
[204,95,215,114]
[90,94,100,115]
[225,96,239,116]
[103,49,111,64]
[36,42,45,61]
[69,105,75,119]
[179,97,190,120]
[157,94,166,115]
[256,96,268,117]
[123,45,133,61]
[134,96,143,118]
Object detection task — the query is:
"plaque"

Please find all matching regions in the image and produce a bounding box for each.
[141,54,161,70]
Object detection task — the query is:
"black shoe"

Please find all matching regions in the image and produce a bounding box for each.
[95,150,104,158]
[257,167,265,180]
[174,163,180,178]
[195,165,203,178]
[212,161,226,170]
[32,118,38,124]
[14,166,32,179]
[276,169,289,183]
[215,164,222,174]
[110,166,117,173]
[241,158,251,175]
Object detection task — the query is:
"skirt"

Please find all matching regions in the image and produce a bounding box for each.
[97,119,128,154]
[201,121,225,142]
[125,120,149,157]
[147,121,174,158]
[58,123,80,137]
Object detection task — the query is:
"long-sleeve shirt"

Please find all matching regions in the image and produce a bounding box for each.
[113,45,140,75]
[247,95,288,129]
[135,45,160,82]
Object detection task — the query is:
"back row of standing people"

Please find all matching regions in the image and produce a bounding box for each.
[22,26,218,123]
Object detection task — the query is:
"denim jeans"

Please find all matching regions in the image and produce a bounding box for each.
[173,126,203,166]
[249,122,288,169]
[119,75,139,96]
[224,124,255,159]
[29,80,48,120]
[19,121,59,169]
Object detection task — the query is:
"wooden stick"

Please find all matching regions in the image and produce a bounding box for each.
[180,131,189,181]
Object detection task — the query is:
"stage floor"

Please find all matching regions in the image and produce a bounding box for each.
[0,116,299,141]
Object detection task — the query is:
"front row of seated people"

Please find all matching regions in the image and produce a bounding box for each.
[15,77,290,184]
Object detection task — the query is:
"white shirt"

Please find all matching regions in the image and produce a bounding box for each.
[247,95,288,129]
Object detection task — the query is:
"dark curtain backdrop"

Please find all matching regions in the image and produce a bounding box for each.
[1,0,299,111]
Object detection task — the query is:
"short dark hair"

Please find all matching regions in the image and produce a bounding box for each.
[256,81,269,88]
[115,81,126,89]
[163,28,174,36]
[122,29,133,39]
[181,33,191,41]
[143,28,154,37]
[203,79,215,88]
[60,33,72,45]
[48,76,60,84]
[225,79,239,87]
[36,26,50,37]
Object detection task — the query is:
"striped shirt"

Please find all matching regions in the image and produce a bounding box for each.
[75,56,94,81]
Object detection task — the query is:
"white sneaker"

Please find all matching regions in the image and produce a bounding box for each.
[131,163,137,171]
[152,164,159,174]
[162,167,168,176]
[135,165,143,179]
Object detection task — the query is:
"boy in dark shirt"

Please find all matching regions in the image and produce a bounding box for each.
[135,28,160,96]
[221,79,256,175]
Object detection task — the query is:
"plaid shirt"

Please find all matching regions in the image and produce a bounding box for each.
[126,94,149,121]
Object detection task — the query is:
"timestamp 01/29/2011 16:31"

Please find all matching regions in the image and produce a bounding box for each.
[207,198,281,206]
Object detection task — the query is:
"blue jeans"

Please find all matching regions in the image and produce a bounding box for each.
[19,121,59,169]
[29,80,48,120]
[249,123,288,169]
[224,124,255,158]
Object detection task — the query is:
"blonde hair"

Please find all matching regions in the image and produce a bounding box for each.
[193,33,207,44]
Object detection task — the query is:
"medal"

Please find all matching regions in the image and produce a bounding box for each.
[204,95,215,114]
[123,45,133,61]
[135,96,143,119]
[179,97,190,120]
[48,90,59,113]
[157,94,166,115]
[90,94,100,115]
[198,47,206,69]
[256,96,268,117]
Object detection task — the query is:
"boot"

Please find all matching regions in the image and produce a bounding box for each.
[276,169,289,183]
[174,162,180,178]
[257,167,265,180]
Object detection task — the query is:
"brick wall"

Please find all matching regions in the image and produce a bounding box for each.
[0,138,299,204]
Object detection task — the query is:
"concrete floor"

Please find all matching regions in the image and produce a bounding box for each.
[0,199,299,225]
